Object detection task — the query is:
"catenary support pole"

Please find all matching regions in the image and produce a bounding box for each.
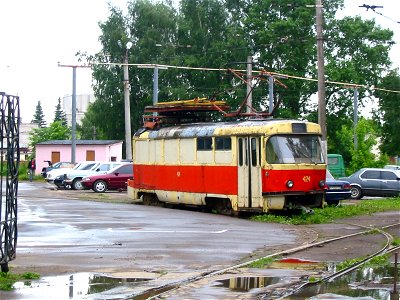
[316,0,327,158]
[269,75,274,114]
[353,88,359,150]
[71,67,76,164]
[123,53,132,160]
[246,56,253,113]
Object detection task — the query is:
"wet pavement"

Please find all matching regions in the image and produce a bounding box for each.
[1,182,398,299]
[2,181,306,299]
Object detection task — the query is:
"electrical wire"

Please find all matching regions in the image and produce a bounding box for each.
[359,4,400,25]
[91,61,400,94]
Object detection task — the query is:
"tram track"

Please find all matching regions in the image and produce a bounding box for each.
[140,222,400,300]
[277,222,399,299]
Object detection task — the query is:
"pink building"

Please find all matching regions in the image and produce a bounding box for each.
[35,140,123,175]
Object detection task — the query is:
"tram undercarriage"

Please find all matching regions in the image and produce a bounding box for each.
[133,189,324,216]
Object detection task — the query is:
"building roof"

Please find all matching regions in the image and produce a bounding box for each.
[36,140,123,146]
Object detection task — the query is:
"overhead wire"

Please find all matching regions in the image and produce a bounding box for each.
[92,61,400,94]
[359,4,400,25]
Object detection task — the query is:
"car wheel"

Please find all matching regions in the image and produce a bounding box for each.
[93,180,107,193]
[350,186,363,199]
[72,178,84,190]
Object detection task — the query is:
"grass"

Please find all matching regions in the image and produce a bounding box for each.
[247,256,276,268]
[251,198,400,225]
[0,272,40,291]
[336,254,390,271]
[392,238,400,246]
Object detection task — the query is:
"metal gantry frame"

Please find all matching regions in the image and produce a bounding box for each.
[0,92,20,272]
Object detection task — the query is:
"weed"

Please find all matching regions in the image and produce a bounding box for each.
[336,254,390,272]
[21,272,40,280]
[308,276,320,283]
[248,257,275,268]
[363,229,380,235]
[0,271,40,291]
[336,257,364,271]
[157,270,168,276]
[252,198,400,225]
[392,238,400,246]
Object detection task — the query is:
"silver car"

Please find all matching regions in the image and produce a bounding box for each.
[340,168,400,199]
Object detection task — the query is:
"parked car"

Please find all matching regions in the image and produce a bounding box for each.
[340,168,400,199]
[41,161,74,178]
[45,161,93,184]
[81,163,133,192]
[63,161,122,190]
[325,170,351,206]
[46,161,98,188]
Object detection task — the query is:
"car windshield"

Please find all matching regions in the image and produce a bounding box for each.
[72,163,82,170]
[266,135,324,164]
[51,162,62,168]
[74,162,97,170]
[106,164,127,174]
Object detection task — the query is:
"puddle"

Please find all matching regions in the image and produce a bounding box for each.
[216,276,282,292]
[284,264,399,300]
[10,272,150,299]
[270,257,329,271]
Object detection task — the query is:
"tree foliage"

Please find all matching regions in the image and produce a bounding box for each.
[31,101,47,128]
[29,121,71,149]
[374,69,400,157]
[54,97,68,126]
[79,0,396,164]
[347,118,388,174]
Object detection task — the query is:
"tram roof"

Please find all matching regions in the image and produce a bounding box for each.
[136,119,321,139]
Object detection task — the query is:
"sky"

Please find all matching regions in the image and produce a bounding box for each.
[0,0,399,124]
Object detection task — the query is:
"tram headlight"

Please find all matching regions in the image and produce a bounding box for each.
[319,180,325,188]
[286,180,294,188]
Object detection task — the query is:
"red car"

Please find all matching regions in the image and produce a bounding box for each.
[81,163,133,192]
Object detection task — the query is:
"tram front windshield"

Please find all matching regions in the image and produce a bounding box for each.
[266,135,324,164]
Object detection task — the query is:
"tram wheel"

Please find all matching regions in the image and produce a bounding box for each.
[211,198,235,216]
[142,193,163,207]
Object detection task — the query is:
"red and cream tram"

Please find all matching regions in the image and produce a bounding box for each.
[127,101,326,214]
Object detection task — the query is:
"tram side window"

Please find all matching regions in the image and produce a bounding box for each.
[215,137,231,150]
[251,138,257,166]
[215,137,232,164]
[197,137,212,151]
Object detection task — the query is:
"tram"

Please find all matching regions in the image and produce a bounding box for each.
[127,99,326,214]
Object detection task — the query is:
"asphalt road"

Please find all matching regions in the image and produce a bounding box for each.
[2,181,399,300]
[1,181,312,299]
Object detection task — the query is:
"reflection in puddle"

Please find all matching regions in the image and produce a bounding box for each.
[285,265,399,300]
[12,272,150,299]
[217,276,281,292]
[270,257,329,271]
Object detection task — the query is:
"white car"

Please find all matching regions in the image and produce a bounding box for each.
[46,161,97,184]
[63,162,122,190]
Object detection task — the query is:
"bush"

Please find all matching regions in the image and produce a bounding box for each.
[0,162,39,181]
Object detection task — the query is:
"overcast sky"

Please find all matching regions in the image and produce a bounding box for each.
[0,0,399,124]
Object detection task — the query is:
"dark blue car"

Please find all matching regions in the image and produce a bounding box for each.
[325,170,351,205]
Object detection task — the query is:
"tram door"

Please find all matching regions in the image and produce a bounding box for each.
[237,137,262,208]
